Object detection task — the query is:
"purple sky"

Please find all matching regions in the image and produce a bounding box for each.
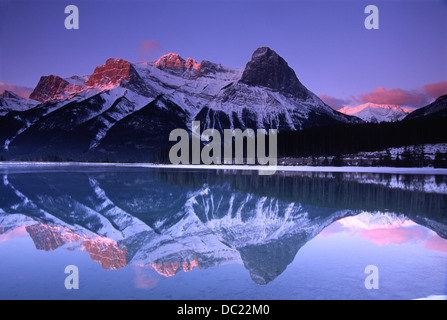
[0,0,446,109]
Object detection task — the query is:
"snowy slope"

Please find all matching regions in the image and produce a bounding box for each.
[404,94,447,120]
[133,49,360,132]
[0,91,39,115]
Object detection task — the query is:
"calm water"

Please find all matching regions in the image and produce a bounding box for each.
[0,166,446,300]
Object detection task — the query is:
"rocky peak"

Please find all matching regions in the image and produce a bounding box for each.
[240,47,309,100]
[25,223,127,270]
[155,53,184,68]
[185,57,201,70]
[0,90,20,99]
[29,75,70,102]
[87,58,134,88]
[196,60,225,78]
[154,53,202,80]
[155,53,200,71]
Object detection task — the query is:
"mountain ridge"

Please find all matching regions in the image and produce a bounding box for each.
[0,47,363,161]
[404,94,447,121]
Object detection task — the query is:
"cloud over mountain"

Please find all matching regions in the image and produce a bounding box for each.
[320,81,447,111]
[0,83,34,99]
[138,40,163,62]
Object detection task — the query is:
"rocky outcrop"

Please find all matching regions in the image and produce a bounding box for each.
[87,58,133,88]
[29,75,70,102]
[240,47,310,100]
[0,91,20,99]
[25,223,127,270]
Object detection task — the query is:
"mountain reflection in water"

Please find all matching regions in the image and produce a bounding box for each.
[0,167,446,298]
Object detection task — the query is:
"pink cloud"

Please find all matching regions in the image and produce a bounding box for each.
[320,81,447,111]
[0,82,34,99]
[0,226,28,242]
[358,227,426,246]
[133,266,160,290]
[138,40,163,62]
[318,94,353,110]
[358,87,428,107]
[424,236,447,253]
[422,81,447,99]
[318,220,346,237]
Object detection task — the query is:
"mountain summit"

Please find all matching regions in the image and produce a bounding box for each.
[0,90,39,115]
[339,103,412,123]
[0,90,20,99]
[240,47,310,100]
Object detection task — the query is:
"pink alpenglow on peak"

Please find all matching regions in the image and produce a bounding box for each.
[86,58,134,88]
[185,57,201,70]
[155,53,201,71]
[29,74,87,102]
[29,75,70,102]
[339,103,413,123]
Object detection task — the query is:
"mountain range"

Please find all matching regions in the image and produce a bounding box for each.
[0,47,363,161]
[0,47,445,162]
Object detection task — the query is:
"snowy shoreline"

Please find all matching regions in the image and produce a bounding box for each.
[0,161,447,175]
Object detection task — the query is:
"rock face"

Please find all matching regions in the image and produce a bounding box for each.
[29,75,70,102]
[25,223,127,270]
[155,53,201,79]
[87,58,153,97]
[87,58,133,87]
[240,47,310,99]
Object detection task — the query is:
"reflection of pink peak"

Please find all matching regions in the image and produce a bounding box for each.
[334,213,447,251]
[359,228,425,246]
[0,226,28,242]
[151,257,200,277]
[151,262,179,277]
[338,213,414,230]
[425,236,447,253]
[133,266,160,290]
[83,238,127,270]
[155,53,200,71]
[25,223,127,270]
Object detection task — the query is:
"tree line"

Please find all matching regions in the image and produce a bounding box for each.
[277,113,447,167]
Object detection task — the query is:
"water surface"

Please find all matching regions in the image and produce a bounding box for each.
[0,166,446,300]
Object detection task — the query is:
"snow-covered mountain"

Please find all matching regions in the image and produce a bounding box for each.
[339,103,413,123]
[0,47,362,161]
[404,94,447,121]
[0,90,39,116]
